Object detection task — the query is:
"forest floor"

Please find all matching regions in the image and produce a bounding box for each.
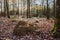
[0,17,58,40]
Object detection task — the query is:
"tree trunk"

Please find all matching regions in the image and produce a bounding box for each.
[4,0,6,17]
[12,0,16,16]
[27,0,30,18]
[56,0,60,29]
[53,0,56,17]
[53,0,60,38]
[4,0,10,18]
[46,0,49,19]
[41,0,44,17]
[0,2,3,17]
[6,0,10,18]
[16,0,19,17]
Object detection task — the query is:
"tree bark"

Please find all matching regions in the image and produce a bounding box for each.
[4,0,10,18]
[6,0,10,18]
[56,0,60,28]
[4,0,6,17]
[46,0,49,19]
[27,0,30,18]
[53,0,56,17]
[53,0,60,38]
[16,0,19,17]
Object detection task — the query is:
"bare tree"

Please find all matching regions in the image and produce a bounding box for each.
[4,0,10,18]
[53,0,60,38]
[16,0,19,17]
[53,0,56,17]
[4,0,6,17]
[1,1,2,16]
[27,0,30,18]
[41,0,44,17]
[12,0,17,16]
[46,0,49,19]
[6,0,10,18]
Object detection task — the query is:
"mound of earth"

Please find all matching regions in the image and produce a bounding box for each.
[0,17,56,40]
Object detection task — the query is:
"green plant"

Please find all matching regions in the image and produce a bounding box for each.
[53,23,60,38]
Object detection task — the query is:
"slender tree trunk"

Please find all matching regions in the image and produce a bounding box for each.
[12,0,15,15]
[4,0,6,17]
[20,0,22,15]
[53,0,56,17]
[27,0,30,18]
[6,0,10,18]
[16,0,19,17]
[41,0,44,17]
[46,0,49,19]
[4,0,10,18]
[43,5,46,16]
[1,2,2,16]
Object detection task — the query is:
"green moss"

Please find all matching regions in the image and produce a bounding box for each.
[53,23,57,33]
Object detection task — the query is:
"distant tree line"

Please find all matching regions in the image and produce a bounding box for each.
[0,0,56,19]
